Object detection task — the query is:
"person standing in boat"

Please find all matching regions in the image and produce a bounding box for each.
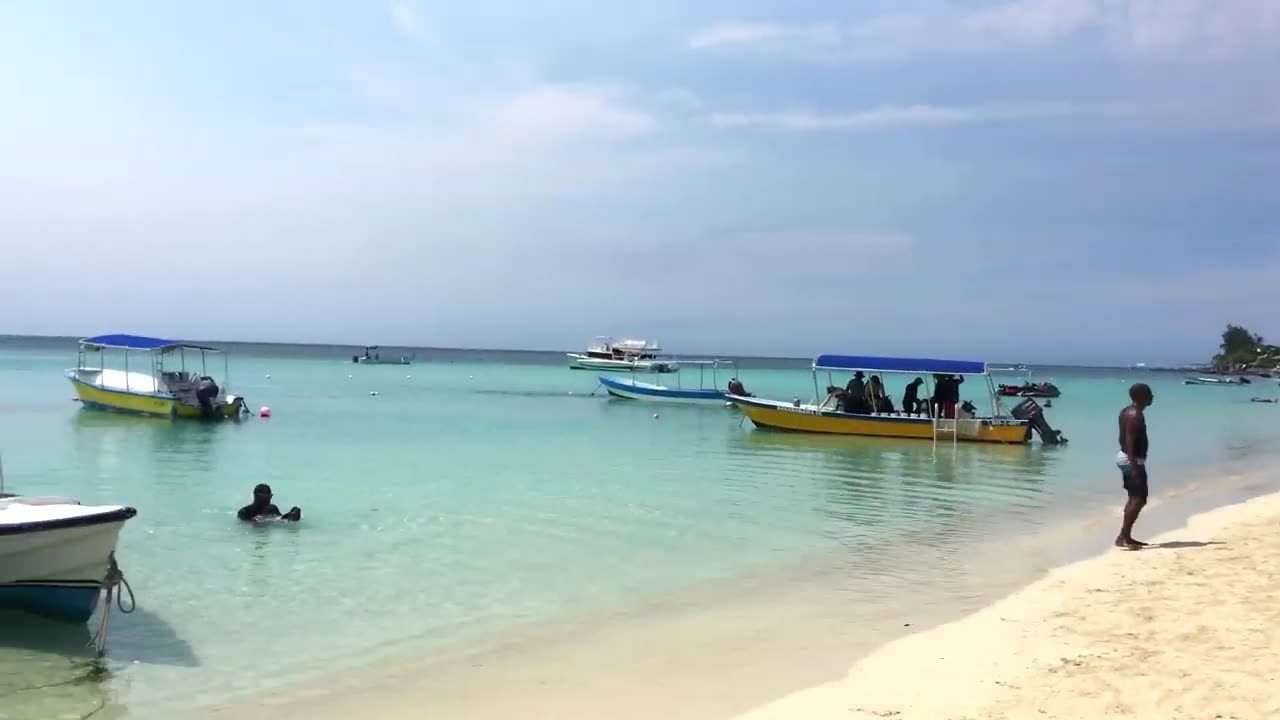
[866,375,890,413]
[844,372,870,414]
[935,374,964,418]
[1115,383,1154,550]
[903,377,925,415]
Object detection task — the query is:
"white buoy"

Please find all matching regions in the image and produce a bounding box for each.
[260,406,272,418]
[469,375,474,380]
[348,374,353,379]
[652,412,660,420]
[406,375,413,380]
[568,391,575,396]
[265,374,271,379]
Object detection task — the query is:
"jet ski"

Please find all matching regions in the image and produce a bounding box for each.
[996,381,1061,398]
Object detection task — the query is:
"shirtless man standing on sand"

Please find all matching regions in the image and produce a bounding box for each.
[1116,383,1154,549]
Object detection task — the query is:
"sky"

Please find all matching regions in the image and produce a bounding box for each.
[1,0,1277,364]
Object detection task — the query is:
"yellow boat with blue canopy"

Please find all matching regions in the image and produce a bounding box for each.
[729,354,1066,445]
[66,334,248,419]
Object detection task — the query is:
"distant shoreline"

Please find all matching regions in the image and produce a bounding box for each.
[0,334,1196,370]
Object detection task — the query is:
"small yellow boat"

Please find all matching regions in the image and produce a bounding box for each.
[730,354,1066,445]
[66,335,247,419]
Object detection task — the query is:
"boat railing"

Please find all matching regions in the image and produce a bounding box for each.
[629,358,736,391]
[809,356,1019,422]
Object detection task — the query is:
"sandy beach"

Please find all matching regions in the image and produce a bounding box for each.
[740,490,1280,720]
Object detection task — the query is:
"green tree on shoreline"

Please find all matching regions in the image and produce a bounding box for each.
[1213,324,1279,372]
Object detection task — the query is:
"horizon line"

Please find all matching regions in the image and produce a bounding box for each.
[0,333,1205,369]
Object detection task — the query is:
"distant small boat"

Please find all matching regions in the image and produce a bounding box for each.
[66,335,248,418]
[1184,376,1250,386]
[598,360,739,404]
[0,496,136,622]
[353,346,415,365]
[567,337,678,373]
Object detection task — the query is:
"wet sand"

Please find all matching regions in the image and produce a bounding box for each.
[740,489,1280,720]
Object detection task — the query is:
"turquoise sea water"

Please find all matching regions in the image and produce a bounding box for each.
[2,337,1279,719]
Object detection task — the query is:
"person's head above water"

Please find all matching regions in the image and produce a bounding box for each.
[1129,383,1154,408]
[252,483,273,505]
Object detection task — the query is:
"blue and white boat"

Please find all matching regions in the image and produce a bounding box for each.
[598,359,741,404]
[0,496,136,622]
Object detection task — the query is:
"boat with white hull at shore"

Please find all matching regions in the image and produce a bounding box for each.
[0,496,136,622]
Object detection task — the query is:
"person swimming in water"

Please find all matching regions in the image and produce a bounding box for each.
[237,483,301,522]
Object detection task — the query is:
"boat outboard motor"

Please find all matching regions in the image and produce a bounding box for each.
[196,376,220,417]
[1010,398,1066,444]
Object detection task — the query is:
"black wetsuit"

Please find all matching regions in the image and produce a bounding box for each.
[238,502,282,521]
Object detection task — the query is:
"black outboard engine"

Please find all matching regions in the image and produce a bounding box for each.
[1011,397,1066,444]
[196,376,220,417]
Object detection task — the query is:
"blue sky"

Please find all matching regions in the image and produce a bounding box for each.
[1,1,1277,363]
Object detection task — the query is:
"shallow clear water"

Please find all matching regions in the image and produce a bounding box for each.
[1,338,1278,718]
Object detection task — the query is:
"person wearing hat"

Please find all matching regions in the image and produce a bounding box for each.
[843,371,870,414]
[237,483,301,522]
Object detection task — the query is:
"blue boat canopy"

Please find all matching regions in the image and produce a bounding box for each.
[813,354,987,376]
[80,334,222,352]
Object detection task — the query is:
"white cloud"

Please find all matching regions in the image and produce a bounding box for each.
[688,0,1280,61]
[961,0,1099,47]
[388,0,425,36]
[491,84,657,143]
[687,22,839,51]
[709,102,1134,132]
[1110,0,1280,57]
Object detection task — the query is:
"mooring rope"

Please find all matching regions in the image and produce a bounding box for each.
[90,553,136,658]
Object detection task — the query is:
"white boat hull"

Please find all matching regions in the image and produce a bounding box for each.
[0,498,136,622]
[1184,376,1246,386]
[567,354,679,373]
[598,376,728,404]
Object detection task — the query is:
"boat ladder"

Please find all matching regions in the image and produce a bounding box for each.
[932,415,959,448]
[933,416,981,447]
